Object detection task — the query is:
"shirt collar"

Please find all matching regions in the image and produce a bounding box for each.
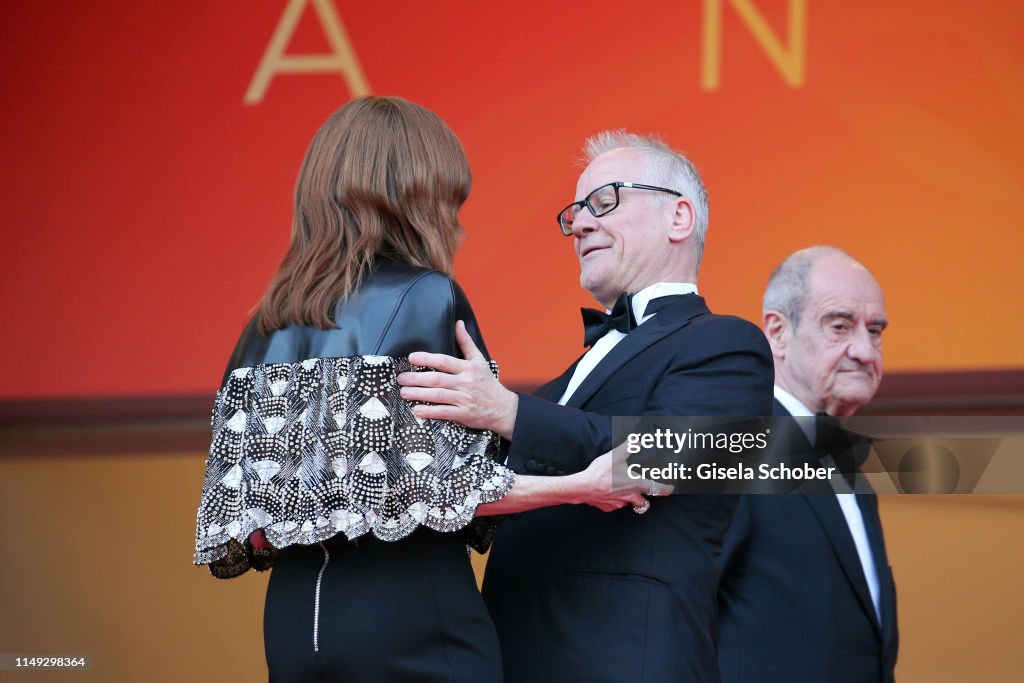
[627,282,699,325]
[774,385,813,417]
[774,385,816,443]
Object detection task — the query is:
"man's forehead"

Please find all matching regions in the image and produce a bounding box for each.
[578,148,645,190]
[807,275,886,319]
[800,254,880,308]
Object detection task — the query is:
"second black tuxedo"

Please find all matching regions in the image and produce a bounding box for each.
[482,294,774,683]
[716,399,899,683]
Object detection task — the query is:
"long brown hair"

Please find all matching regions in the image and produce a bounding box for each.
[257,96,471,333]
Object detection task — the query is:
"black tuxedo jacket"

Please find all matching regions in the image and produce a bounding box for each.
[482,295,774,683]
[716,399,899,683]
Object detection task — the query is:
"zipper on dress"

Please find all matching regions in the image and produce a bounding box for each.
[313,542,330,652]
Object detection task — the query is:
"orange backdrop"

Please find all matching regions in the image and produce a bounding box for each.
[2,0,1023,399]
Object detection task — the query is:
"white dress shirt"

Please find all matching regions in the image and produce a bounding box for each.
[557,283,699,405]
[774,385,882,623]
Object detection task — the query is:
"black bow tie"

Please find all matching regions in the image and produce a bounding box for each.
[814,412,861,489]
[581,292,634,348]
[580,294,688,347]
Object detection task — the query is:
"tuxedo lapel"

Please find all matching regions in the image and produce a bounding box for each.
[802,494,882,638]
[857,491,897,647]
[534,354,584,401]
[565,295,708,409]
[771,398,792,419]
[774,402,882,637]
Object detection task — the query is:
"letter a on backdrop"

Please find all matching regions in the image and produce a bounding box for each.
[244,0,371,104]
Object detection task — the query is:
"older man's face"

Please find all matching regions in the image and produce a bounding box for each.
[787,256,887,415]
[570,148,678,307]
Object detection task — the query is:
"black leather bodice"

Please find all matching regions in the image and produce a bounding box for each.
[223,259,489,382]
[195,260,510,577]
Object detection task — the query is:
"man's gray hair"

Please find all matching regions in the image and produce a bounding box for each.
[763,245,854,327]
[583,130,710,268]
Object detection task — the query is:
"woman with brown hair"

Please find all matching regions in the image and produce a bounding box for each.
[193,96,654,682]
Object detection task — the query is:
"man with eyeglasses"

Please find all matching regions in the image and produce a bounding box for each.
[398,131,773,682]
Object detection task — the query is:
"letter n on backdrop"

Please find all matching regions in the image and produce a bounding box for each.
[701,0,808,90]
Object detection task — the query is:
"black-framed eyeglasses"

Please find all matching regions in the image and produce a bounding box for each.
[556,181,683,236]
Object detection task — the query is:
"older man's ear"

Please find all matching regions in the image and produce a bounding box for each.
[762,311,788,361]
[667,198,696,243]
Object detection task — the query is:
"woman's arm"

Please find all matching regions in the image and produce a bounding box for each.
[476,447,672,516]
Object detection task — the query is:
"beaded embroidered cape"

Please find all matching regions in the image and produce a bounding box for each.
[193,354,515,578]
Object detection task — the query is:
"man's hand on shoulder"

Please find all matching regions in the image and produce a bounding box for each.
[397,320,519,439]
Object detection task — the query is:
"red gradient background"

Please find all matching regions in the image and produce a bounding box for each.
[2,0,1022,399]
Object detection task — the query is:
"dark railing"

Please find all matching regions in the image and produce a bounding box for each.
[2,370,1022,457]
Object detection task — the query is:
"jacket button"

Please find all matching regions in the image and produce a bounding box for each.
[526,459,537,472]
[546,466,556,475]
[556,470,565,476]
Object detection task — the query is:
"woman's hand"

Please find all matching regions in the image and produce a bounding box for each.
[569,444,674,512]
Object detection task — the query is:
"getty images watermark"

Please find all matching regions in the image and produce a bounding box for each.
[613,416,1024,494]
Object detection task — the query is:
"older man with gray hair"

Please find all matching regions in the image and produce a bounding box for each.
[717,246,899,683]
[399,130,773,682]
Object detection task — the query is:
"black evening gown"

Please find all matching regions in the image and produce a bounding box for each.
[265,530,501,682]
[193,260,513,682]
